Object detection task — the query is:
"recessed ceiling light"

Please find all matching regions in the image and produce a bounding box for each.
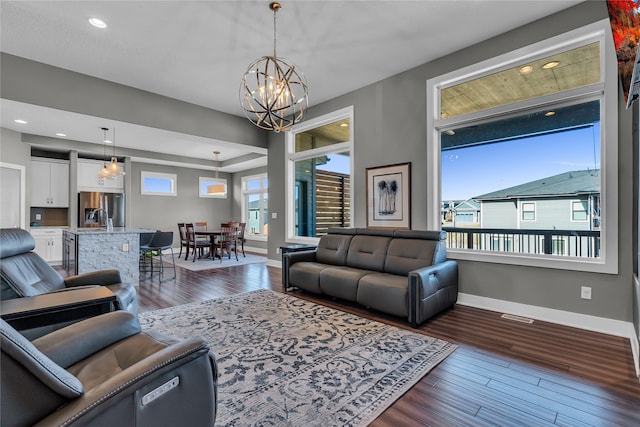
[104,140,113,144]
[542,61,560,69]
[56,133,67,137]
[519,65,533,74]
[339,123,348,127]
[545,111,555,117]
[14,119,27,124]
[444,130,455,135]
[89,17,107,29]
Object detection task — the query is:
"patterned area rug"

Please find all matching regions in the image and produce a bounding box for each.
[169,252,266,271]
[138,290,456,426]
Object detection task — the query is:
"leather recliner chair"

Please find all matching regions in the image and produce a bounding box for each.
[1,310,218,427]
[0,228,138,318]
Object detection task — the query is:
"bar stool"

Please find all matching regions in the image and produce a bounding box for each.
[141,231,176,282]
[139,231,156,277]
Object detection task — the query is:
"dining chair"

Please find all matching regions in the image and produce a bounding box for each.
[215,222,239,262]
[237,222,247,257]
[177,223,189,259]
[186,223,210,262]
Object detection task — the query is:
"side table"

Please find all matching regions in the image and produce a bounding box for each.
[280,244,317,291]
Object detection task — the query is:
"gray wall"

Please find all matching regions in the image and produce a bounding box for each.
[128,161,232,247]
[1,53,266,150]
[269,2,637,322]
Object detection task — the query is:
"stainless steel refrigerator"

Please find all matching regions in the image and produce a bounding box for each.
[78,192,125,228]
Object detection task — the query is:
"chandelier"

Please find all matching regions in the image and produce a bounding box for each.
[96,127,125,182]
[207,151,226,195]
[240,2,308,133]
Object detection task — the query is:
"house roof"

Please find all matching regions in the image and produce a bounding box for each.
[475,169,600,200]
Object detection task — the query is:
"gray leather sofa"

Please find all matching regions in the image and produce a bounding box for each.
[1,310,218,426]
[283,228,458,327]
[0,228,138,320]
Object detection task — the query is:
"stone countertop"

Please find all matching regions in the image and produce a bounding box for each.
[66,227,156,235]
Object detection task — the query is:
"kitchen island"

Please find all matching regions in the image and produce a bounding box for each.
[63,228,154,283]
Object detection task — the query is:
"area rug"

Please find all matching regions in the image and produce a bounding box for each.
[138,290,456,426]
[168,252,266,271]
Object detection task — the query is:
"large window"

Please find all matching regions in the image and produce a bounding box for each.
[242,174,268,239]
[427,21,618,273]
[286,107,353,242]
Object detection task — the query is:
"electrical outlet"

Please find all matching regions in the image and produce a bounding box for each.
[122,243,129,252]
[580,286,592,300]
[276,247,280,254]
[272,212,278,219]
[35,214,42,220]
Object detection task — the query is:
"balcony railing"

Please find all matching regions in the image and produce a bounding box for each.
[443,227,601,258]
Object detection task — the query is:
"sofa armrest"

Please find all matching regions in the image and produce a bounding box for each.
[282,250,317,290]
[284,250,317,265]
[408,260,458,327]
[33,311,141,368]
[64,270,122,288]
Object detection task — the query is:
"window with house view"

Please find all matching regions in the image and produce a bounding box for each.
[428,21,618,273]
[287,108,353,240]
[242,174,268,238]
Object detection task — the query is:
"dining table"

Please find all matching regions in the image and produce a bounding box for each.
[194,229,223,261]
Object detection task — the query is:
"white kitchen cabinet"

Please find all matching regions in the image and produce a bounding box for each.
[31,228,63,264]
[31,159,69,207]
[77,159,124,192]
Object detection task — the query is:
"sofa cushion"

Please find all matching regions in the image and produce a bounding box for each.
[346,235,391,272]
[319,266,372,302]
[316,234,354,266]
[384,238,437,276]
[288,262,329,294]
[357,273,408,317]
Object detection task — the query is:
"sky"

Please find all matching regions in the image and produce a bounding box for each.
[441,124,601,201]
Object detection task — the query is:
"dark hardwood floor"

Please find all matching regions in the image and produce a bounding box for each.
[133,259,640,426]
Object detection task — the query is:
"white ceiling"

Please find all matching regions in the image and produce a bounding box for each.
[0,0,582,171]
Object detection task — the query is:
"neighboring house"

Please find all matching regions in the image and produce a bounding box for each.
[446,169,603,257]
[474,169,601,231]
[441,199,480,227]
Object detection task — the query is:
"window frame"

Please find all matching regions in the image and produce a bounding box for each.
[426,20,618,274]
[141,171,177,196]
[521,202,536,222]
[241,173,268,241]
[285,106,354,244]
[570,200,589,222]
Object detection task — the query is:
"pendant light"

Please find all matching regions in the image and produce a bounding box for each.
[97,127,112,182]
[239,2,308,133]
[207,151,226,195]
[107,127,125,177]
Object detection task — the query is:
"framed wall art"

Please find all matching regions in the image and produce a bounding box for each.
[366,162,411,229]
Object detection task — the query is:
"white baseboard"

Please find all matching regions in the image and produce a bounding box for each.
[458,292,639,378]
[245,245,267,255]
[267,259,280,268]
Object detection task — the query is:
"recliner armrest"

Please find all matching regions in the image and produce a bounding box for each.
[36,332,217,427]
[64,270,122,288]
[283,250,317,265]
[33,311,141,368]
